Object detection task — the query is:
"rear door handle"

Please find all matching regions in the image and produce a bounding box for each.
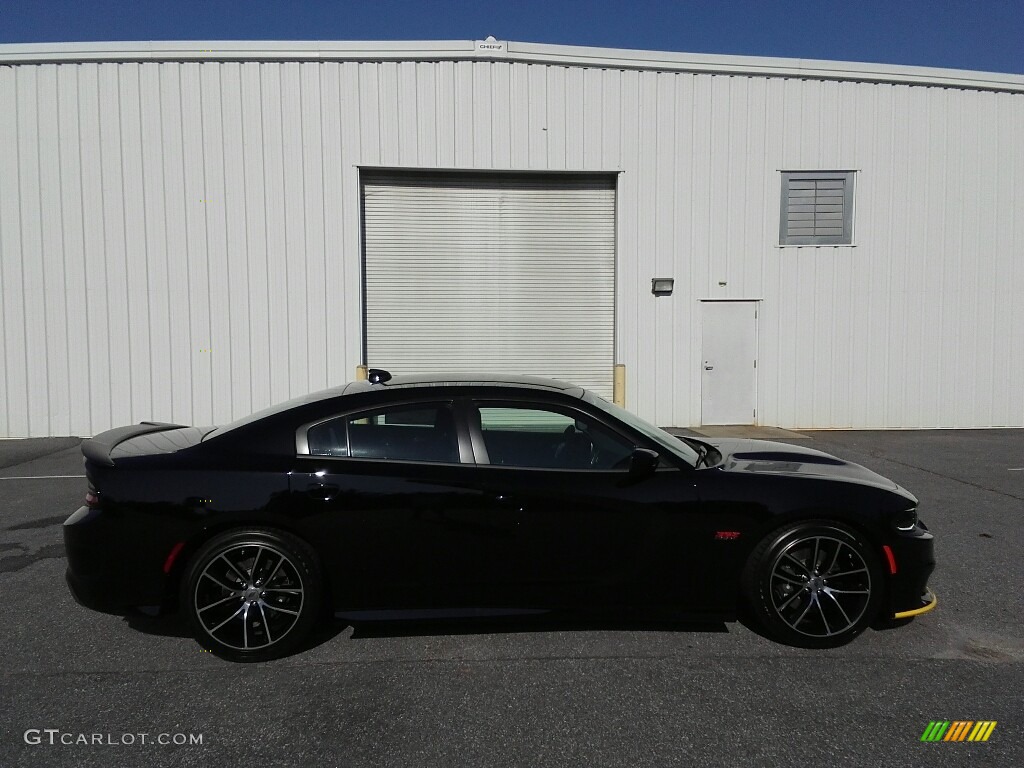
[307,483,339,502]
[494,493,525,513]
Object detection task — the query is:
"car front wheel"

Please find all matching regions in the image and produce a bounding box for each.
[742,521,882,649]
[181,528,323,662]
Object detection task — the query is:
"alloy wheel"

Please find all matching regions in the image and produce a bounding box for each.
[768,535,872,638]
[193,542,306,651]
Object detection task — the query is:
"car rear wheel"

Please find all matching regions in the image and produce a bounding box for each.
[181,528,322,662]
[742,521,882,648]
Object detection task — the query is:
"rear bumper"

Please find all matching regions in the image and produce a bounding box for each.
[65,566,123,613]
[63,505,169,610]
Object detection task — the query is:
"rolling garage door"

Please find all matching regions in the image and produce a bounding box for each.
[362,172,616,398]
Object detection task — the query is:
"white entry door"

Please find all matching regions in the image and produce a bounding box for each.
[701,301,758,425]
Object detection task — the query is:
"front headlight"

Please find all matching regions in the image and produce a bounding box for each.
[893,507,918,532]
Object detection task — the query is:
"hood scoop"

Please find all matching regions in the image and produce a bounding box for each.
[709,438,899,490]
[731,450,844,465]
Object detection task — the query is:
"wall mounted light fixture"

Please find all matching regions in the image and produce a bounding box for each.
[651,278,674,296]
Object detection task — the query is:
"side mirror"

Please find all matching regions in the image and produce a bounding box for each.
[628,448,660,478]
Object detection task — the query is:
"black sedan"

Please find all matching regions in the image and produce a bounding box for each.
[64,371,936,661]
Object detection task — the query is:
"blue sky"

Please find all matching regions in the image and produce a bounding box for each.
[1,0,1022,75]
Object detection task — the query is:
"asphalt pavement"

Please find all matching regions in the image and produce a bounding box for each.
[1,429,1021,767]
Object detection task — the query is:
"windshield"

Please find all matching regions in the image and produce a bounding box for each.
[583,391,699,466]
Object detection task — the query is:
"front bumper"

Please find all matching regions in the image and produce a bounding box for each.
[894,588,937,619]
[886,522,936,618]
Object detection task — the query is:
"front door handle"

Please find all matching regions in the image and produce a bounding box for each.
[704,365,714,371]
[307,483,339,502]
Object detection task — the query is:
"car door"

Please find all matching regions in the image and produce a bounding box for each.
[461,398,703,610]
[289,399,500,612]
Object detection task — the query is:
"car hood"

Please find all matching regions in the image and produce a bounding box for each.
[703,438,900,491]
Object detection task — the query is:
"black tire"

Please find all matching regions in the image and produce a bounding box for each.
[181,528,323,662]
[742,520,883,649]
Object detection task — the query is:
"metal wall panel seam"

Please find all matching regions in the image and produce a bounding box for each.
[880,86,897,430]
[81,65,107,434]
[0,68,17,435]
[113,64,135,428]
[305,60,328,394]
[59,65,88,435]
[200,63,219,424]
[19,67,47,436]
[319,63,339,388]
[185,62,210,425]
[139,64,165,426]
[95,65,115,429]
[249,62,270,411]
[126,63,154,427]
[920,89,934,427]
[298,61,311,399]
[941,87,957,426]
[281,62,307,400]
[228,62,252,419]
[39,66,64,435]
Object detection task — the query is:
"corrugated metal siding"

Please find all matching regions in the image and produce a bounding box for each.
[1,57,1023,435]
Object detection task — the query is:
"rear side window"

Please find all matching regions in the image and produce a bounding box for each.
[306,403,459,464]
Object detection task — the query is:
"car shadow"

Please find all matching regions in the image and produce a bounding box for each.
[120,609,728,652]
[122,611,193,639]
[735,608,774,643]
[346,613,729,640]
[735,600,916,641]
[123,610,350,653]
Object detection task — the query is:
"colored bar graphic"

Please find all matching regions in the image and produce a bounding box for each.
[945,721,972,741]
[921,721,996,742]
[921,721,950,741]
[971,722,998,742]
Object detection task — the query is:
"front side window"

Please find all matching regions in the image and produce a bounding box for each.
[305,402,459,463]
[780,171,855,245]
[474,403,636,470]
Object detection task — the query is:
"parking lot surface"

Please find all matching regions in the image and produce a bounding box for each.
[1,429,1021,767]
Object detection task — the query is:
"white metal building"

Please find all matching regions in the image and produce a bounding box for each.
[1,39,1022,437]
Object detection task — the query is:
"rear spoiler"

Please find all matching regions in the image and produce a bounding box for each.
[82,422,186,466]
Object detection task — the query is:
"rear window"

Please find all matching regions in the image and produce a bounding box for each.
[205,387,347,441]
[306,402,459,464]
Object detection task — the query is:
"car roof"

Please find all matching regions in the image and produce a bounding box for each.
[206,373,588,440]
[344,372,584,396]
